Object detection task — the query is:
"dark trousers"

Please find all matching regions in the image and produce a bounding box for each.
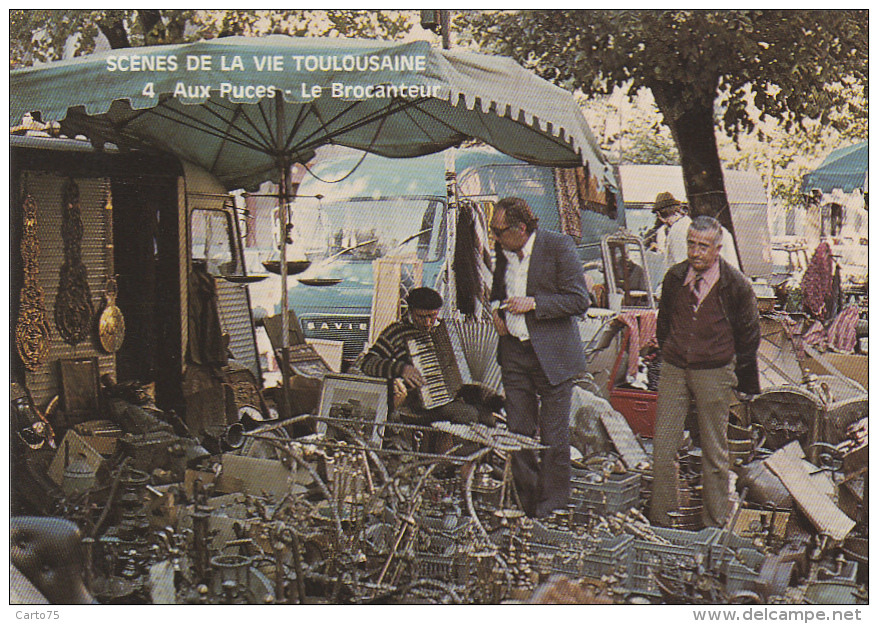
[499,335,573,517]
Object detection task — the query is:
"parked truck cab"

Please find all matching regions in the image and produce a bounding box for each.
[273,146,623,366]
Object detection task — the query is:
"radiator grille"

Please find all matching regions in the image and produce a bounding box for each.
[299,314,370,362]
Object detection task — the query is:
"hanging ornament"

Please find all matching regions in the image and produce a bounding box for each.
[54,178,93,346]
[98,189,125,352]
[16,191,52,370]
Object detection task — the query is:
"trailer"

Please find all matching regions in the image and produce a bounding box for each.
[11,133,264,442]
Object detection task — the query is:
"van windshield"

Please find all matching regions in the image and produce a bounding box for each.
[289,196,446,264]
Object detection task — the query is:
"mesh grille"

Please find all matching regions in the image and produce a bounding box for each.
[299,315,370,362]
[22,174,116,407]
[215,280,260,380]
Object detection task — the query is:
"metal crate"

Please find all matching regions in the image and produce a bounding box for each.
[629,527,765,598]
[723,555,764,596]
[415,553,471,585]
[570,470,641,519]
[419,515,473,536]
[708,531,759,563]
[529,524,633,580]
[416,516,474,556]
[627,527,721,596]
[412,516,476,585]
[530,522,592,550]
[711,538,765,596]
[555,534,633,580]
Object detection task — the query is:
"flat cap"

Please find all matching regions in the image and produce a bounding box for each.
[406,287,443,311]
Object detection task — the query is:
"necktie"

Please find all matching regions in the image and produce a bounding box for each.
[693,275,703,298]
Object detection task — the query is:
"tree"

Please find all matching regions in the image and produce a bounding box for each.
[10,10,414,67]
[459,10,868,236]
[717,80,868,211]
[582,88,679,166]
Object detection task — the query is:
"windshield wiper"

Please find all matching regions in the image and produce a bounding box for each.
[385,227,433,256]
[323,238,380,263]
[297,238,379,278]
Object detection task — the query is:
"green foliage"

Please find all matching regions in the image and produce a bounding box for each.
[10,10,101,66]
[461,10,868,140]
[583,89,679,165]
[719,96,868,210]
[10,10,415,67]
[460,10,867,222]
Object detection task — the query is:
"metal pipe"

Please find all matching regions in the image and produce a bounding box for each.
[275,91,292,421]
[243,414,312,436]
[289,529,307,604]
[92,457,131,538]
[191,482,213,581]
[361,450,374,493]
[295,437,473,463]
[464,447,496,547]
[444,150,457,311]
[440,10,452,50]
[270,532,286,604]
[376,496,423,589]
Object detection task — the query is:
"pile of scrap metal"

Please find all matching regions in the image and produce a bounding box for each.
[559,363,867,605]
[10,372,566,605]
[525,379,866,605]
[9,315,868,606]
[555,236,868,604]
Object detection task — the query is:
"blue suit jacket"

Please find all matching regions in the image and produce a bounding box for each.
[490,228,590,386]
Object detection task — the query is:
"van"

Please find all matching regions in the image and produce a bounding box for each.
[618,164,773,291]
[252,146,623,366]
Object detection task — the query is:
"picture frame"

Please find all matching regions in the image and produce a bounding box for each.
[59,356,101,416]
[316,373,389,446]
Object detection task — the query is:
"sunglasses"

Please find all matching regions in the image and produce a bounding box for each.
[491,224,515,237]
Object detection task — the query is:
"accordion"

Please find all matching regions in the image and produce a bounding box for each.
[406,321,463,410]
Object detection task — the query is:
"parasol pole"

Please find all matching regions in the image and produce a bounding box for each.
[276,92,292,419]
[444,148,458,315]
[441,10,456,315]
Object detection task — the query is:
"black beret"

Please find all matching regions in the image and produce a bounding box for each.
[406,287,443,310]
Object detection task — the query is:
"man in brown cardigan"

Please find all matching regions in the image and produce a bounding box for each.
[650,215,760,528]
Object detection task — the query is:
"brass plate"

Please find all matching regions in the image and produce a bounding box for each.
[99,303,125,353]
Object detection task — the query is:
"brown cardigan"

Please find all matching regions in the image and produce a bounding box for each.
[657,258,761,395]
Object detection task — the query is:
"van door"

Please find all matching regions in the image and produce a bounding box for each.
[184,163,261,382]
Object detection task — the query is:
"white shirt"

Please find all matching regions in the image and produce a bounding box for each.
[664,215,740,269]
[501,232,535,341]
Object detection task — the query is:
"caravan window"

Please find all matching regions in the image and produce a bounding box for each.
[601,235,656,310]
[191,208,237,275]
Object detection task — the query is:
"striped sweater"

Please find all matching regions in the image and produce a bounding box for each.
[360,319,431,380]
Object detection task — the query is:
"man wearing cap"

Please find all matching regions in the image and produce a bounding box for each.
[652,192,739,270]
[489,197,590,518]
[650,215,760,528]
[360,287,481,427]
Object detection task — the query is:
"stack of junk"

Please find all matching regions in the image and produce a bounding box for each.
[11,239,867,605]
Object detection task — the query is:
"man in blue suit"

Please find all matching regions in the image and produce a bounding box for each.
[489,197,590,517]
